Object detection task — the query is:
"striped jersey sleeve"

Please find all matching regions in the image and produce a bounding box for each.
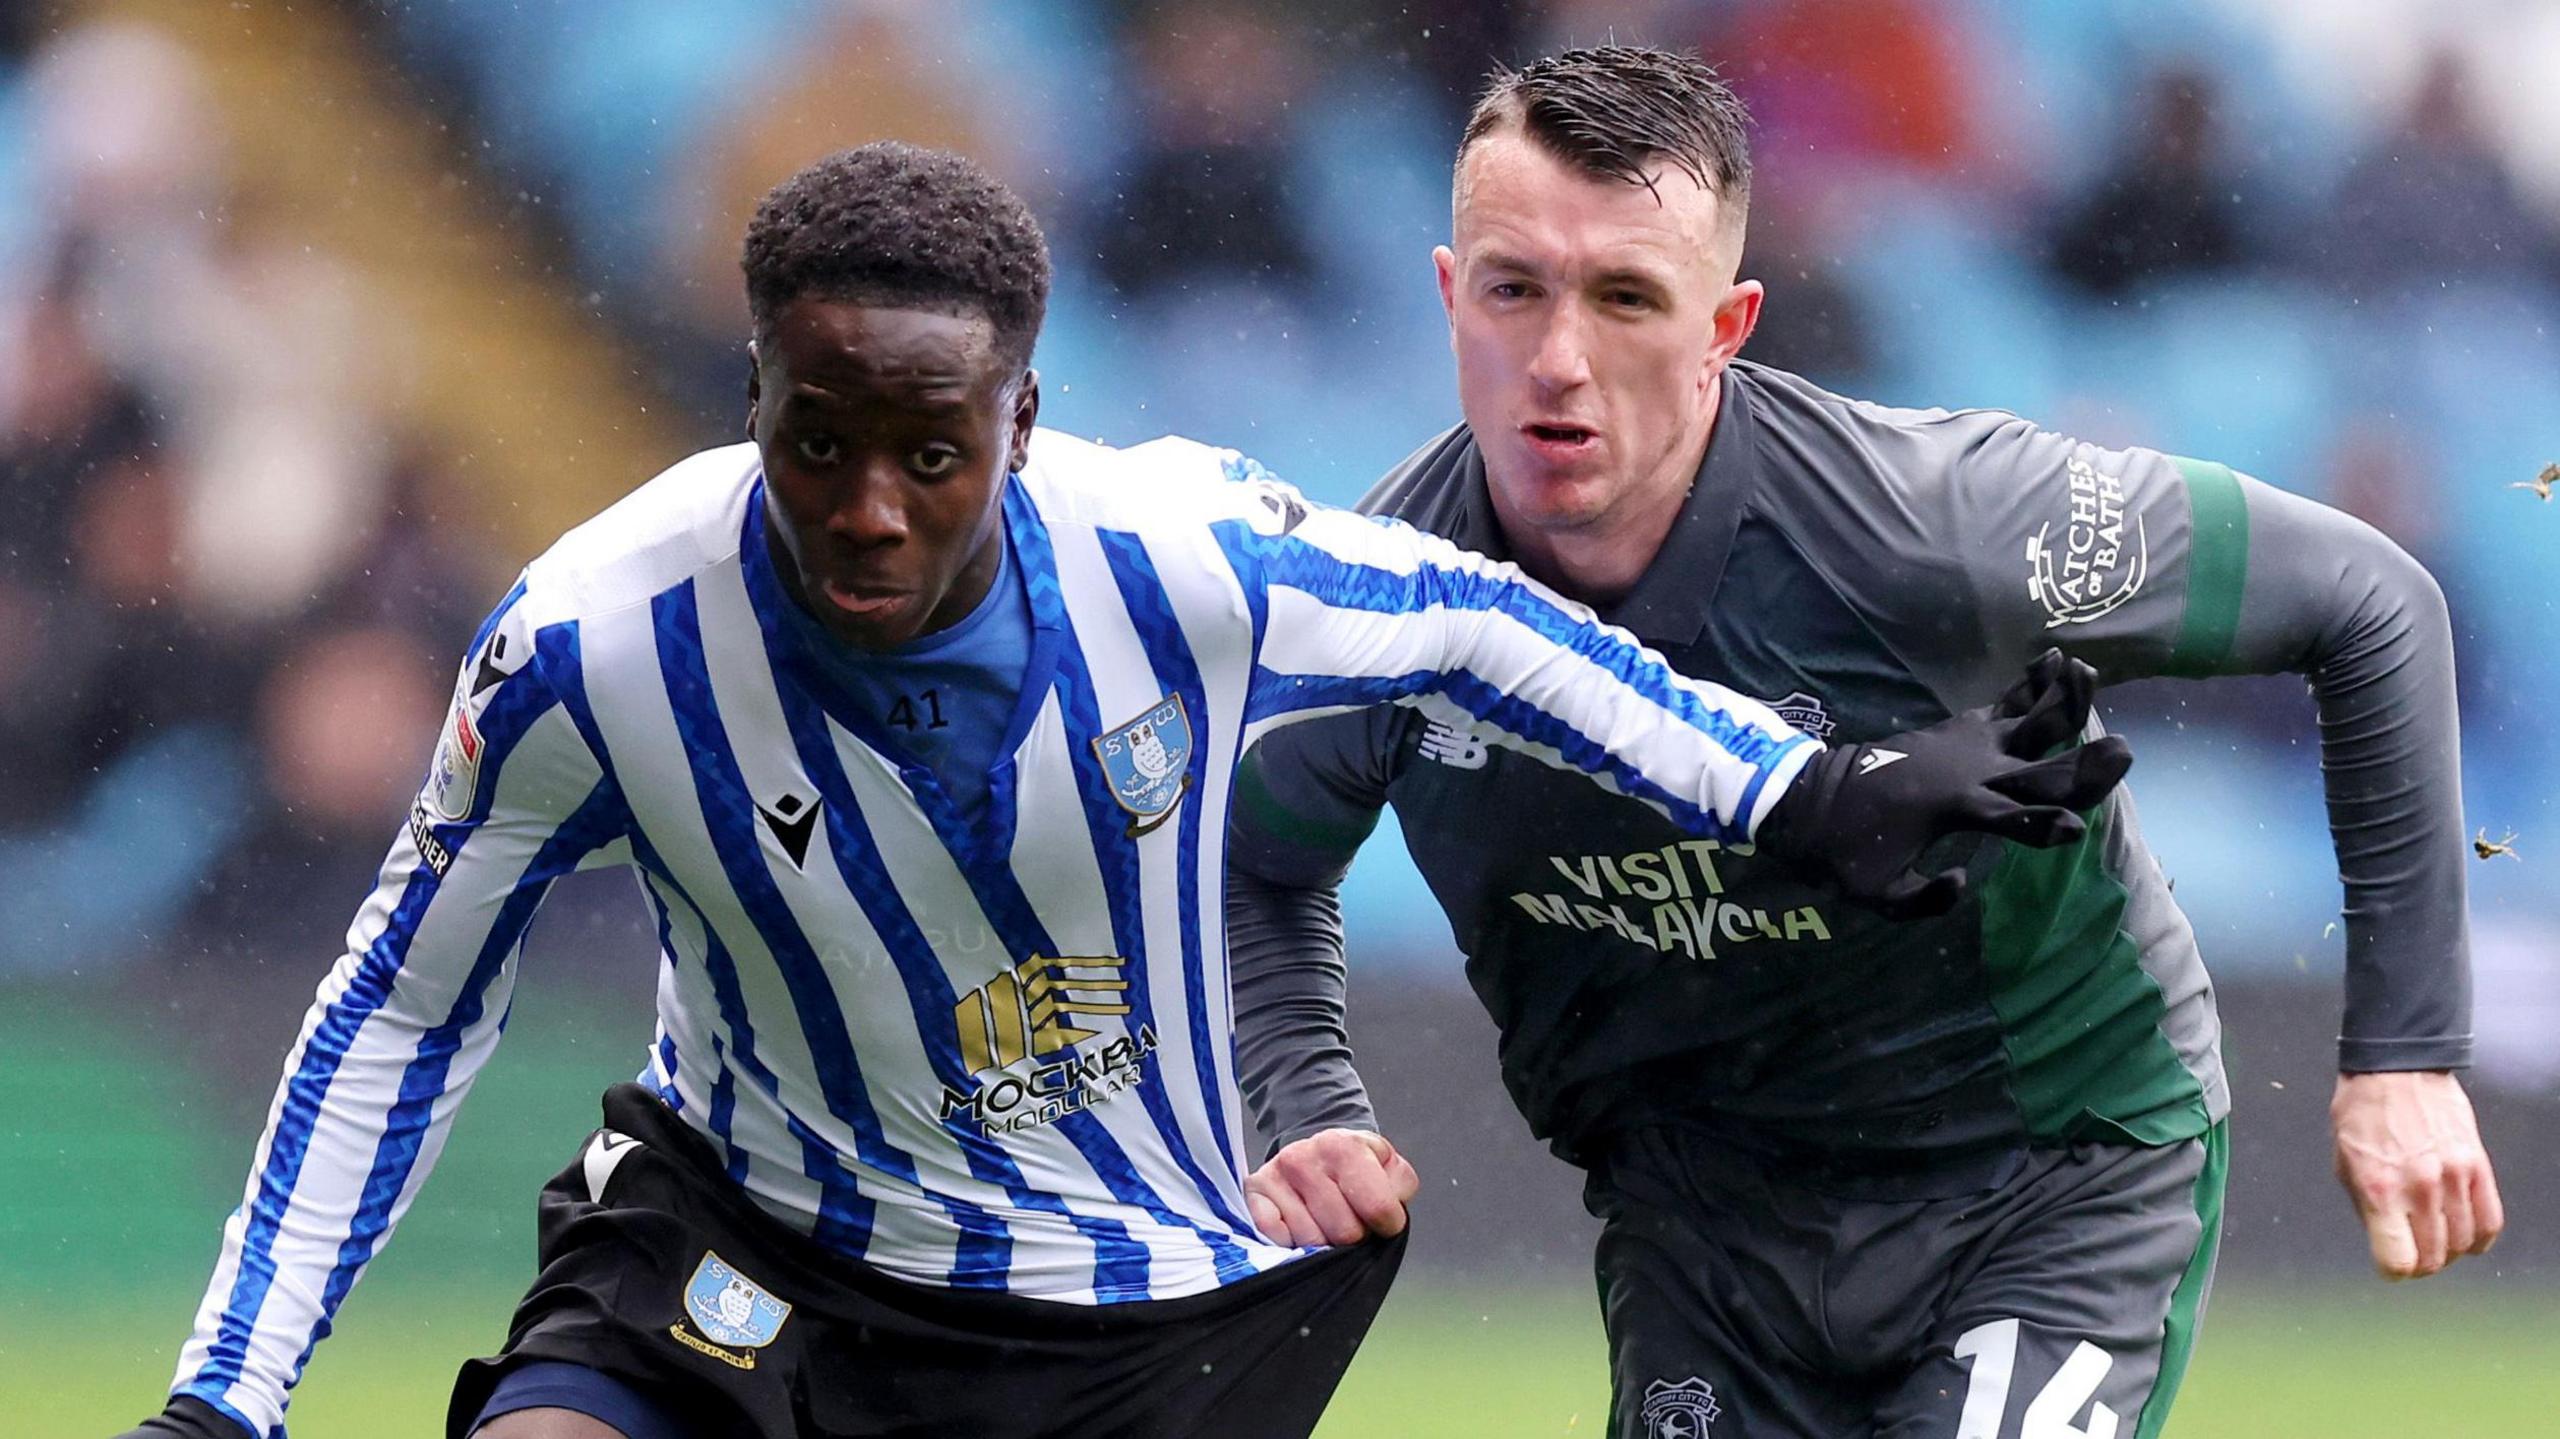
[1204,457,1820,842]
[169,582,630,1438]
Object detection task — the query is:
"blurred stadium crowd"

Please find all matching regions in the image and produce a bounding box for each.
[3,0,2557,1082]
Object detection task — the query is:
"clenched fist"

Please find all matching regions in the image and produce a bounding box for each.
[1245,1128,1420,1247]
[2332,1070,2505,1279]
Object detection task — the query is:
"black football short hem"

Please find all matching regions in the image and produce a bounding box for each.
[448,1083,1405,1439]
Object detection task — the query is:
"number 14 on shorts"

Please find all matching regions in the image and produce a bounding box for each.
[1952,1318,2119,1439]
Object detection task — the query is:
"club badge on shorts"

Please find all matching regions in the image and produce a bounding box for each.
[1093,694,1193,837]
[669,1251,792,1369]
[1640,1376,1723,1438]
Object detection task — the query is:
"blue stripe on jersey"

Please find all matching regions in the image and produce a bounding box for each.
[1243,665,1441,720]
[656,1029,684,1112]
[629,840,871,1250]
[1241,664,1799,845]
[708,1037,745,1185]
[1238,528,1794,768]
[1016,508,1260,1282]
[540,621,620,799]
[190,629,565,1395]
[1208,521,1269,666]
[467,576,529,658]
[281,778,629,1394]
[1094,527,1245,1187]
[654,579,948,1253]
[752,655,1208,1289]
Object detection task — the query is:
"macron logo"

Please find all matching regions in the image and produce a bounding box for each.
[1854,748,1907,776]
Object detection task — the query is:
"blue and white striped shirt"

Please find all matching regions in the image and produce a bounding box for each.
[170,432,1819,1435]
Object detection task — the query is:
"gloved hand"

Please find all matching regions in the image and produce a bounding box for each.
[112,1397,248,1439]
[1755,648,2131,919]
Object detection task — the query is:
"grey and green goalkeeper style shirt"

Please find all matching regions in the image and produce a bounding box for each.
[1228,360,2469,1177]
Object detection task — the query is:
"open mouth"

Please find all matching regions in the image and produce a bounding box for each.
[820,577,913,621]
[1522,422,1599,454]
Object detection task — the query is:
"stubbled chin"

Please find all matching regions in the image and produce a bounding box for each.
[1495,462,1617,531]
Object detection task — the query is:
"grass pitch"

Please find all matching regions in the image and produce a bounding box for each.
[17,1279,2559,1437]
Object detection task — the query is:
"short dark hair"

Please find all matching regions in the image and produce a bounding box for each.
[742,142,1052,372]
[1459,46,1753,226]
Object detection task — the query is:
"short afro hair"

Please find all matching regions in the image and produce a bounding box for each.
[742,142,1051,372]
[1461,46,1753,230]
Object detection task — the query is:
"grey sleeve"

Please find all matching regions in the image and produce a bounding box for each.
[1227,867,1377,1156]
[1855,418,2469,1071]
[2211,477,2469,1071]
[1224,707,1403,1159]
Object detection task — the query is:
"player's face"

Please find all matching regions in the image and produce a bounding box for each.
[749,296,1036,652]
[1439,132,1759,542]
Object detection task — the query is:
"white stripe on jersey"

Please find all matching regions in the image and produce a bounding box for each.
[170,432,1818,1433]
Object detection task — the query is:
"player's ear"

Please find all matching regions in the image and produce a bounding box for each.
[1008,369,1039,473]
[1710,279,1763,371]
[744,342,764,442]
[1433,246,1459,330]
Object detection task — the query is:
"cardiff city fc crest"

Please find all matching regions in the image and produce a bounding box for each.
[1093,694,1194,837]
[676,1252,791,1364]
[1766,690,1836,741]
[1640,1377,1723,1438]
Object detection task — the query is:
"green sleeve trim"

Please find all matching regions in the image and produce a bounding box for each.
[1234,750,1383,856]
[2135,1119,2229,1439]
[2167,457,2249,675]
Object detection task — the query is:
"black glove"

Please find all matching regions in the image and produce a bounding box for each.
[1755,648,2133,919]
[113,1397,249,1439]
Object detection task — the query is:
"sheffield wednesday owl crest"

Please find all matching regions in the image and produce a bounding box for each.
[1093,694,1193,836]
[677,1251,792,1361]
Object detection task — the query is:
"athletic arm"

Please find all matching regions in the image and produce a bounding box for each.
[1222,698,1419,1246]
[1909,426,2493,1275]
[153,590,630,1436]
[1211,480,1817,842]
[1915,433,2470,1070]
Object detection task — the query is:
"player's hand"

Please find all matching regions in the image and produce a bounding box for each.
[112,1396,251,1439]
[1754,648,2133,918]
[2331,1069,2504,1280]
[1245,1127,1420,1247]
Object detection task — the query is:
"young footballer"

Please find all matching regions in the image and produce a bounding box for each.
[119,142,2118,1439]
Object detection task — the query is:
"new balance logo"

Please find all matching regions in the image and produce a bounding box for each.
[1854,749,1907,776]
[758,792,819,869]
[1418,718,1490,769]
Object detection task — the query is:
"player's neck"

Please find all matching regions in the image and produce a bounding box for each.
[1496,393,1720,610]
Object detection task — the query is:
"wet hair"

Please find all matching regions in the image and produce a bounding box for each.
[742,141,1051,372]
[1459,45,1753,228]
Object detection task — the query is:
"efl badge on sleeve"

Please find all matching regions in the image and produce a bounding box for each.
[671,1252,792,1368]
[1093,694,1193,837]
[423,688,486,823]
[423,618,528,824]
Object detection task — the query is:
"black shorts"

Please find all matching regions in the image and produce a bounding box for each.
[1587,1123,2226,1439]
[450,1084,1404,1439]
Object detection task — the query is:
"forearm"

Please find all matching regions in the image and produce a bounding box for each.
[2222,481,2470,1069]
[1246,510,1817,839]
[1228,865,1377,1157]
[173,936,517,1431]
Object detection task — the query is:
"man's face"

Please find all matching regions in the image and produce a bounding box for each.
[748,296,1036,651]
[1438,132,1759,540]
